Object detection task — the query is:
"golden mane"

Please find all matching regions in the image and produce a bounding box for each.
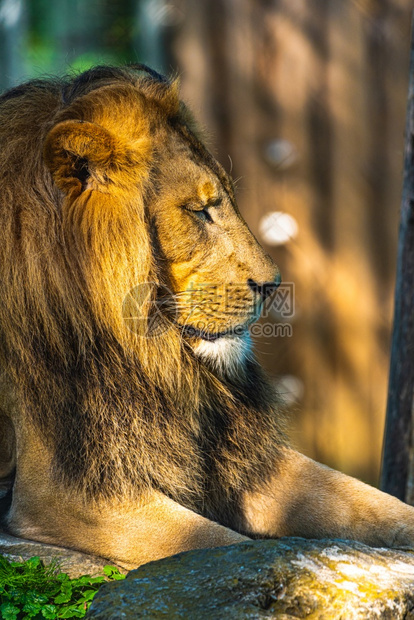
[0,66,284,530]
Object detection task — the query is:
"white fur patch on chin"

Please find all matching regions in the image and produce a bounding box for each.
[192,333,252,374]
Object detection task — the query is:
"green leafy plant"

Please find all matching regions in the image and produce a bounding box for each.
[0,555,125,619]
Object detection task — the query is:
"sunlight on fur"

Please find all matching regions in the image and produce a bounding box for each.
[0,64,283,524]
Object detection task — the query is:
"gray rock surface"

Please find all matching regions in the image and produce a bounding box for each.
[87,538,414,619]
[0,531,120,578]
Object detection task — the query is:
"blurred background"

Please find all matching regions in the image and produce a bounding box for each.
[1,0,412,485]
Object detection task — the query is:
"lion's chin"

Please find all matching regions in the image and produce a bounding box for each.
[192,332,252,374]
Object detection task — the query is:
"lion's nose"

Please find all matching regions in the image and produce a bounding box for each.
[248,275,281,301]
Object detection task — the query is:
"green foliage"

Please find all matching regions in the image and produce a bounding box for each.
[0,555,125,619]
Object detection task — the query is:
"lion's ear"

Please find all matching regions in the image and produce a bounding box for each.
[43,120,149,198]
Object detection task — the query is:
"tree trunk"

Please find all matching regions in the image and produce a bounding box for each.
[381,14,414,502]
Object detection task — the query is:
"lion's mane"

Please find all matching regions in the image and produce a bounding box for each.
[0,66,285,530]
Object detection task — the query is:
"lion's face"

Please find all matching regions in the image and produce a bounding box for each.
[147,125,280,363]
[43,78,280,367]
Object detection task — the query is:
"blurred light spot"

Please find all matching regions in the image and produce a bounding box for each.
[264,139,298,170]
[259,211,298,246]
[275,375,304,405]
[0,0,22,27]
[146,0,184,27]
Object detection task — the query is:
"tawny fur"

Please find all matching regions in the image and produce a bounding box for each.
[0,66,284,532]
[1,67,414,568]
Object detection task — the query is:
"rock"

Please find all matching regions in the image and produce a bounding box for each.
[0,531,121,578]
[87,538,414,619]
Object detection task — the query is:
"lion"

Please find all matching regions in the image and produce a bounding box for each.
[0,65,413,570]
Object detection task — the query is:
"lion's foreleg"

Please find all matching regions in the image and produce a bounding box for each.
[242,448,414,547]
[9,482,248,569]
[109,492,249,568]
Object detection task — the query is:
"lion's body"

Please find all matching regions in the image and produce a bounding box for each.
[0,66,413,568]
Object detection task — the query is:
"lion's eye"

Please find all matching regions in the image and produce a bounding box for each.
[195,207,213,223]
[184,205,214,224]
